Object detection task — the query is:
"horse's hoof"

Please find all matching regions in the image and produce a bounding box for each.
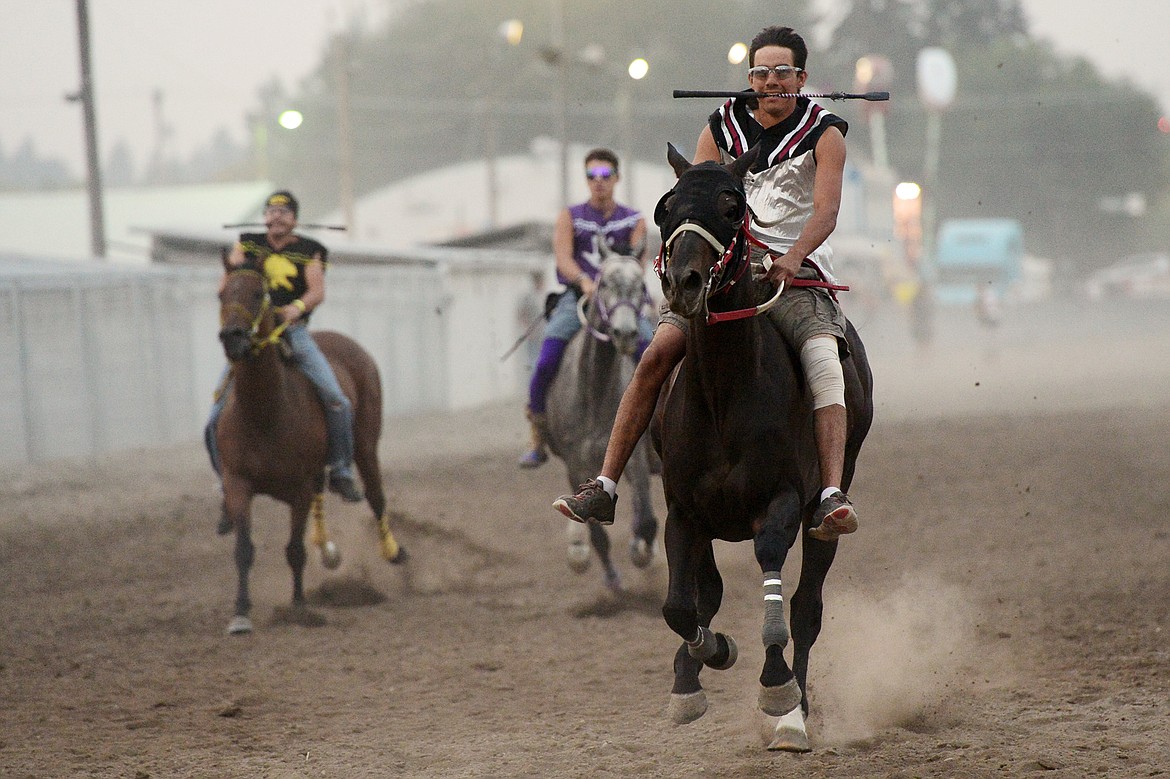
[629,537,653,568]
[566,520,590,573]
[766,706,811,752]
[707,634,738,671]
[226,615,253,635]
[321,540,342,570]
[386,545,408,565]
[758,679,802,717]
[668,691,708,725]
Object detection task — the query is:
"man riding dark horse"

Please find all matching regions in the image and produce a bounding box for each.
[556,26,861,543]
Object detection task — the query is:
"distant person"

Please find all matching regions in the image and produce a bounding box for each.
[518,148,653,468]
[554,25,860,542]
[205,190,362,534]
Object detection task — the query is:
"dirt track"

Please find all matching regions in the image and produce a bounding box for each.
[2,299,1168,778]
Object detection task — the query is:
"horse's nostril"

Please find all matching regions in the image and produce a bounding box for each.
[681,270,704,297]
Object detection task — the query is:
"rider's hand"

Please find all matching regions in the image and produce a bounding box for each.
[755,253,801,289]
[277,304,303,323]
[578,275,596,298]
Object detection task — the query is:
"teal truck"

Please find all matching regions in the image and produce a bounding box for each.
[931,218,1024,304]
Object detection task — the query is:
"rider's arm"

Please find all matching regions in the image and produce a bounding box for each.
[553,207,594,297]
[278,256,325,323]
[694,126,721,164]
[763,126,846,287]
[631,217,650,266]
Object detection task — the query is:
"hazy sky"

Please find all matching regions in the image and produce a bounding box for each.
[2,0,1168,178]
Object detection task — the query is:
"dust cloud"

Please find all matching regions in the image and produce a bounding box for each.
[811,574,985,744]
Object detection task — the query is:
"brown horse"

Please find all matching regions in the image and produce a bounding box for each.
[652,144,873,750]
[216,258,404,635]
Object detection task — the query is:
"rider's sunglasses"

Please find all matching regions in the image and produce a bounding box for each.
[264,205,295,216]
[586,165,615,181]
[748,65,803,81]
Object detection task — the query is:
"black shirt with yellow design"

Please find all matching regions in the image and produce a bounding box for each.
[239,233,328,321]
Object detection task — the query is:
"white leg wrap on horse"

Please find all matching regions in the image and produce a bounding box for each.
[762,572,789,647]
[687,626,719,662]
[800,337,846,410]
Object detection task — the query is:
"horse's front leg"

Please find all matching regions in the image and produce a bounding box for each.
[286,495,312,606]
[587,522,622,592]
[662,514,735,724]
[765,528,839,752]
[791,528,838,711]
[754,490,804,719]
[626,439,658,569]
[224,476,255,635]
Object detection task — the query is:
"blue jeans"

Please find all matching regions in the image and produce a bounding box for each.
[204,323,356,478]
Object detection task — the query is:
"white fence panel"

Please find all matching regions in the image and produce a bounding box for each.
[0,248,545,465]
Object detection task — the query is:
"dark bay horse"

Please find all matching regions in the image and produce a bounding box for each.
[544,243,658,591]
[652,144,873,750]
[216,259,404,635]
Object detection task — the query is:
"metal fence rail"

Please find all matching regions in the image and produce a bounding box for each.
[0,251,546,464]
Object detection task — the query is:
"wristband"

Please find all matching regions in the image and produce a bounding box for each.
[292,299,307,313]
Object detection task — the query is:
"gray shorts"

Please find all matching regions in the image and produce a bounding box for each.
[656,262,847,354]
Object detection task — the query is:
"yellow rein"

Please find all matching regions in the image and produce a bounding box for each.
[220,268,294,356]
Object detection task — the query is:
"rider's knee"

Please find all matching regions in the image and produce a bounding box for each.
[800,336,845,410]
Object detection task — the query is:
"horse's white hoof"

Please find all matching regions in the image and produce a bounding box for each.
[321,540,341,570]
[668,691,708,725]
[758,678,802,717]
[226,616,253,635]
[629,537,653,568]
[767,706,810,752]
[567,540,591,572]
[567,520,591,573]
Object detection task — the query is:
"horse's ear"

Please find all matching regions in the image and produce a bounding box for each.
[596,236,613,260]
[666,143,691,179]
[727,145,760,181]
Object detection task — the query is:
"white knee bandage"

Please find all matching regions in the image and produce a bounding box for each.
[800,336,845,410]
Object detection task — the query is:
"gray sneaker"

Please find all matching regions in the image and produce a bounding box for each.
[808,491,858,542]
[553,479,617,525]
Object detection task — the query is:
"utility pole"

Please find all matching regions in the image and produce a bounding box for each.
[335,33,356,239]
[73,0,107,259]
[550,0,569,210]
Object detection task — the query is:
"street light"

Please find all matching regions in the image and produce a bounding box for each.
[278,110,304,130]
[726,42,747,89]
[618,57,649,204]
[854,55,892,172]
[486,19,524,228]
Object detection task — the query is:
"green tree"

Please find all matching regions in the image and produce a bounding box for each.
[266,0,817,216]
[821,0,1169,266]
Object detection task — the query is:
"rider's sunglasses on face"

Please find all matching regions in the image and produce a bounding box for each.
[265,205,295,217]
[748,65,803,81]
[586,166,615,181]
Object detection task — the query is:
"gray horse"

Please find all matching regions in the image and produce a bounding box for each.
[544,244,659,591]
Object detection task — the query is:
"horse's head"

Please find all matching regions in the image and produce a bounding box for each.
[654,143,758,319]
[588,240,649,357]
[218,256,271,362]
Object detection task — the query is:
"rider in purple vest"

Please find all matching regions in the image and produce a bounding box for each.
[519,148,653,468]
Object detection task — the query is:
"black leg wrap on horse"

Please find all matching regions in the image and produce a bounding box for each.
[686,626,719,662]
